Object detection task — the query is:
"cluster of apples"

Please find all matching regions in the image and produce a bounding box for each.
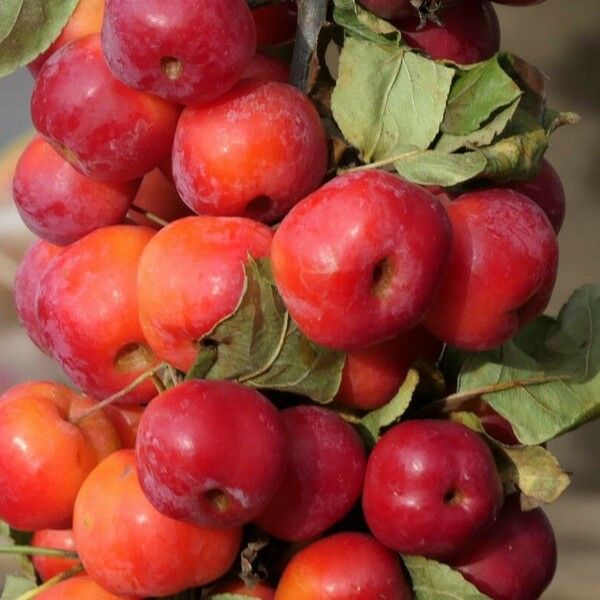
[1,0,563,598]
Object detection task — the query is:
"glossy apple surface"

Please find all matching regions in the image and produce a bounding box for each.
[363,419,503,559]
[31,529,80,581]
[271,170,452,350]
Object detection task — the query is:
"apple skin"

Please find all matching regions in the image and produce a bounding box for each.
[493,0,545,5]
[37,225,159,404]
[104,405,145,449]
[137,216,273,372]
[74,450,242,597]
[172,79,328,223]
[31,34,180,183]
[136,380,287,528]
[397,0,501,64]
[423,188,559,351]
[27,0,104,76]
[35,575,137,600]
[505,159,566,233]
[358,0,420,19]
[243,54,290,83]
[335,326,443,411]
[252,0,298,48]
[13,137,138,245]
[13,239,62,354]
[274,532,411,600]
[102,0,255,105]
[363,419,503,560]
[449,494,557,600]
[213,580,276,599]
[0,381,121,531]
[31,529,80,581]
[254,406,367,542]
[271,170,452,350]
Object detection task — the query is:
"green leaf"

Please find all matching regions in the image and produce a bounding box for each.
[333,0,401,44]
[359,369,420,444]
[393,149,487,186]
[0,522,36,588]
[332,37,455,162]
[0,0,24,45]
[186,258,345,404]
[441,57,522,136]
[477,110,548,182]
[457,285,600,445]
[402,555,491,600]
[0,575,36,600]
[436,97,520,153]
[452,412,570,505]
[0,0,80,78]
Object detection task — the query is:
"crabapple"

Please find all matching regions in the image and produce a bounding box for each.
[253,0,298,48]
[493,0,546,5]
[213,580,275,599]
[449,494,557,600]
[31,529,80,581]
[254,406,366,542]
[13,137,137,245]
[505,159,566,233]
[335,326,443,411]
[74,450,242,597]
[136,380,287,528]
[359,0,420,19]
[28,0,105,76]
[137,216,273,372]
[14,239,62,354]
[35,575,137,600]
[31,35,179,183]
[275,532,411,599]
[0,381,120,530]
[37,225,159,404]
[102,0,256,104]
[363,419,503,560]
[397,0,501,64]
[271,170,452,350]
[243,54,290,82]
[172,80,328,222]
[423,188,559,350]
[104,405,145,449]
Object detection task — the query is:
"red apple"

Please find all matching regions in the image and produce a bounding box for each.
[137,216,273,372]
[335,326,443,411]
[74,450,242,597]
[0,381,120,530]
[136,380,287,527]
[358,0,419,19]
[31,529,80,581]
[271,170,452,350]
[37,225,159,404]
[363,419,503,560]
[14,239,62,354]
[104,405,145,449]
[172,79,328,222]
[13,137,137,245]
[212,579,275,599]
[31,35,179,183]
[423,188,559,350]
[397,0,501,64]
[243,53,290,83]
[449,494,557,600]
[101,0,256,105]
[36,575,137,600]
[505,159,566,233]
[254,406,366,542]
[275,532,411,599]
[253,0,298,48]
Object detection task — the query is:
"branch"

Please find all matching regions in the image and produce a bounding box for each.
[290,0,328,91]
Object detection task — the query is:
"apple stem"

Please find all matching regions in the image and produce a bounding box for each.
[151,374,166,393]
[290,0,328,91]
[0,545,79,559]
[341,150,423,175]
[417,374,570,416]
[73,362,169,424]
[15,564,84,600]
[127,205,170,228]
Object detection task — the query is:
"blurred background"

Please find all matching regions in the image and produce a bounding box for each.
[0,1,598,597]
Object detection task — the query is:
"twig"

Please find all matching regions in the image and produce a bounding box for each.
[128,205,170,228]
[73,362,168,424]
[290,0,328,91]
[0,545,79,559]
